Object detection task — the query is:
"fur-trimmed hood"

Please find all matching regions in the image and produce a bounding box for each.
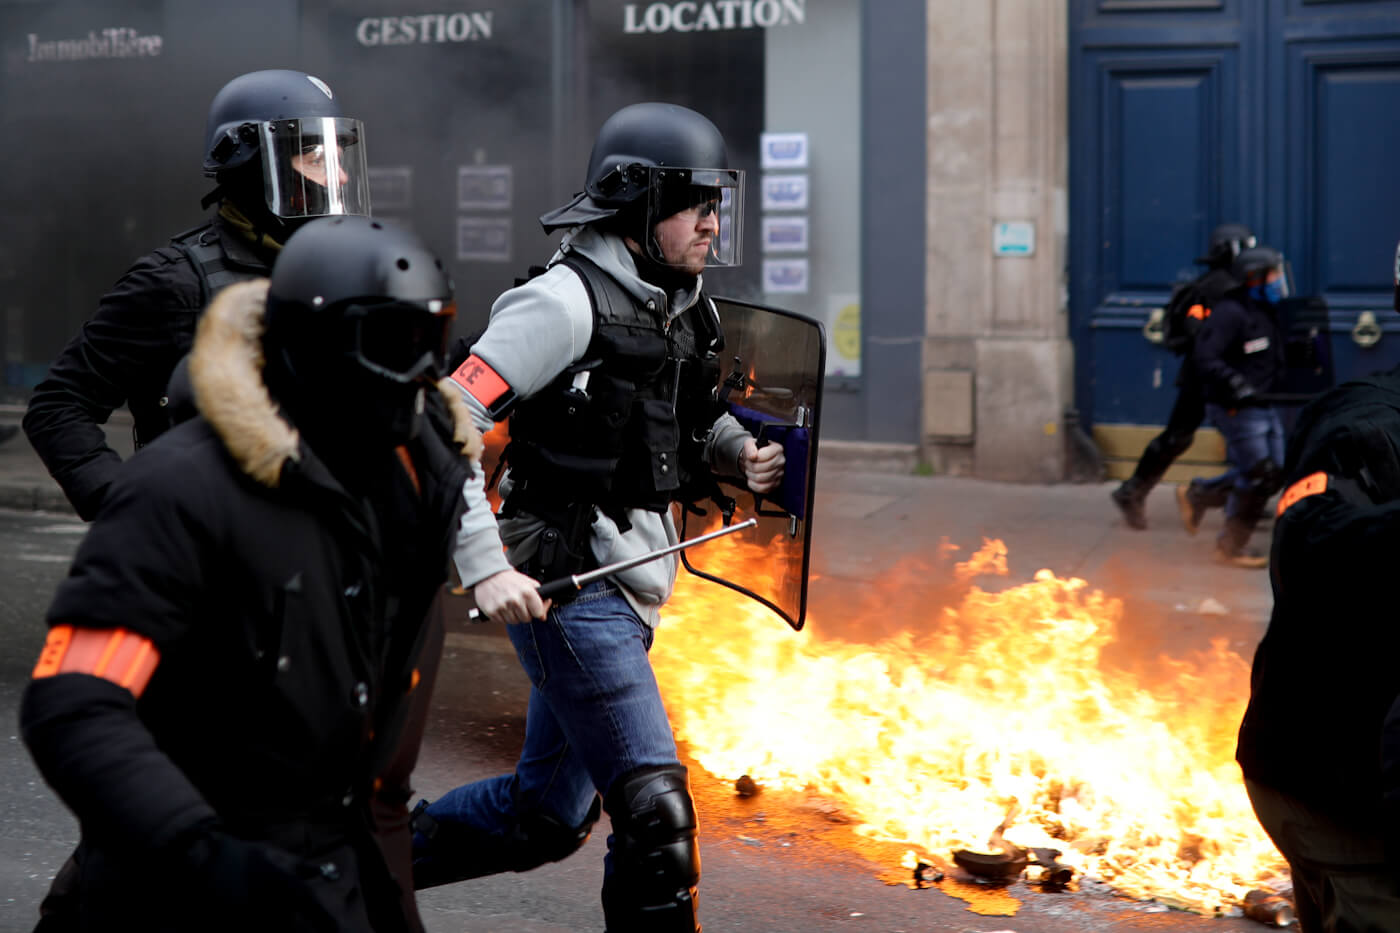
[188,279,483,487]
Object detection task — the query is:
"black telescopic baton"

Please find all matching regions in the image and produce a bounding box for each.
[467,517,758,623]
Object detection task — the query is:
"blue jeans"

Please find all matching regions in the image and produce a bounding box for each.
[419,580,679,874]
[1205,403,1285,521]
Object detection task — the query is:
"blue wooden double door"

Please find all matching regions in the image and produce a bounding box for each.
[1070,0,1400,430]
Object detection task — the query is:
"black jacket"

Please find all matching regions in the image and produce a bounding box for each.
[1192,291,1286,406]
[20,280,483,933]
[1169,266,1238,387]
[22,214,274,520]
[1236,365,1400,827]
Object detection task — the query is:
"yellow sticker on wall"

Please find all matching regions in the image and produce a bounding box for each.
[833,303,861,361]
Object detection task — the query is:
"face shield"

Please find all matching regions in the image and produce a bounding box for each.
[643,167,744,271]
[1247,258,1293,305]
[259,116,371,219]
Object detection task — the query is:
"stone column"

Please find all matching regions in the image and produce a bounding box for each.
[924,0,1070,481]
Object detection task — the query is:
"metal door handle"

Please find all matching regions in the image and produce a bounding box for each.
[1142,307,1165,345]
[1352,311,1382,348]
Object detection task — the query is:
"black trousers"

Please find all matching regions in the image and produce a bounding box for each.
[1130,373,1207,488]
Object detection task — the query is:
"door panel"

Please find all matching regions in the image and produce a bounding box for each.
[1074,44,1242,424]
[1071,0,1400,433]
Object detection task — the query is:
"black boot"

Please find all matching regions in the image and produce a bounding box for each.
[1110,477,1149,530]
[1215,516,1268,569]
[1175,482,1206,535]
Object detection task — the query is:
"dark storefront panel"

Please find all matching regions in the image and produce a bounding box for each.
[297,2,558,337]
[0,1,298,392]
[0,0,902,444]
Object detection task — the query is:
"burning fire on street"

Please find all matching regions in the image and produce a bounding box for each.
[650,535,1291,918]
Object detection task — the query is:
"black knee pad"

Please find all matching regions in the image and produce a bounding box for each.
[601,764,701,933]
[412,793,601,889]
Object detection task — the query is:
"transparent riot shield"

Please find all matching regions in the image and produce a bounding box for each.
[679,297,826,631]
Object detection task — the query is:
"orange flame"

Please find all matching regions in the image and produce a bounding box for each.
[651,536,1289,914]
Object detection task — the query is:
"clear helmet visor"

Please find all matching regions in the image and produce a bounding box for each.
[259,117,370,219]
[644,167,745,270]
[1248,260,1294,302]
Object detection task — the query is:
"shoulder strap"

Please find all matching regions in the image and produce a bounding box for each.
[169,224,259,309]
[556,253,639,330]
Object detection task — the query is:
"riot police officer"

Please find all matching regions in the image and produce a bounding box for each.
[413,102,784,932]
[1179,246,1291,567]
[1110,223,1253,529]
[21,216,476,933]
[22,69,370,520]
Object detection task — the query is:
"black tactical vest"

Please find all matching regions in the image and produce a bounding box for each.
[169,220,273,307]
[503,253,725,520]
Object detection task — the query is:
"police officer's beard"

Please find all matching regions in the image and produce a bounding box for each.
[629,238,700,295]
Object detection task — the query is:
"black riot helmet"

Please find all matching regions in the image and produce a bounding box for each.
[540,102,745,268]
[202,69,370,222]
[264,216,455,450]
[1198,222,1256,268]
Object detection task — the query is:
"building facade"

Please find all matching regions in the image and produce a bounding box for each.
[2,0,1397,482]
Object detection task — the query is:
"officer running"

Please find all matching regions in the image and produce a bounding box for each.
[1176,245,1291,567]
[1110,223,1253,529]
[413,102,784,933]
[21,216,479,933]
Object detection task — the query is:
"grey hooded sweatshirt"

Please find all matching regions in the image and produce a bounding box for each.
[450,225,752,627]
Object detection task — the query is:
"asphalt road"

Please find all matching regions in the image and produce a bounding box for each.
[0,503,1272,932]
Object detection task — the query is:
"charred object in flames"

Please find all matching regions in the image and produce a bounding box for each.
[912,860,944,888]
[735,774,760,797]
[1026,847,1074,890]
[951,845,1030,883]
[1241,890,1296,928]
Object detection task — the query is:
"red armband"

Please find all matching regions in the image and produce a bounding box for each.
[32,625,160,697]
[1276,471,1328,517]
[449,354,517,419]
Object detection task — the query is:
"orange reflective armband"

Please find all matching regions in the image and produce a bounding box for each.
[449,354,517,419]
[1276,471,1329,517]
[31,625,160,697]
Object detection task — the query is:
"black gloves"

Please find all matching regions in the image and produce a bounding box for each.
[176,827,338,932]
[1227,372,1259,406]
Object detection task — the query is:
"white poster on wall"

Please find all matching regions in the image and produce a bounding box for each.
[763,258,809,294]
[761,173,808,211]
[457,216,511,262]
[760,131,808,169]
[761,215,808,253]
[457,165,513,211]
